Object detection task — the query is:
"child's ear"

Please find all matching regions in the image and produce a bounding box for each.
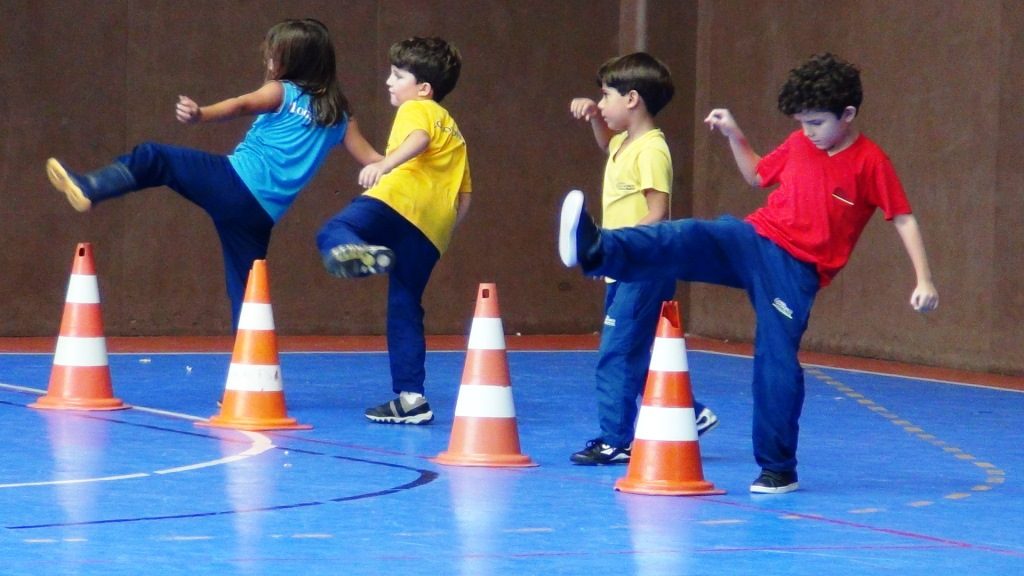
[417,82,434,99]
[841,106,857,123]
[626,89,641,109]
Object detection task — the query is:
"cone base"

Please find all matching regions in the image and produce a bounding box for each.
[197,415,312,432]
[614,477,725,496]
[433,451,537,468]
[29,396,128,411]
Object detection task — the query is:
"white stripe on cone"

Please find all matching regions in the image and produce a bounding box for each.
[224,363,283,392]
[467,317,505,350]
[453,384,516,418]
[53,336,108,367]
[65,274,100,304]
[237,303,275,331]
[634,406,697,442]
[648,337,689,372]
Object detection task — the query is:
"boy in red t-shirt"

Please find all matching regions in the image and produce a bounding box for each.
[559,53,939,494]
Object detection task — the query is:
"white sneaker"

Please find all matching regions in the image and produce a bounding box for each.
[695,407,719,437]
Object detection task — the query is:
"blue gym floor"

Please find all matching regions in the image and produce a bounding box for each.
[1,348,1021,575]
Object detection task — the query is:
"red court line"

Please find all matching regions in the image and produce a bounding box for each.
[1,335,1020,392]
[703,497,1024,558]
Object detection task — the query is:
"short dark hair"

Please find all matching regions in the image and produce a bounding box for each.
[597,52,674,116]
[389,37,462,102]
[777,53,862,117]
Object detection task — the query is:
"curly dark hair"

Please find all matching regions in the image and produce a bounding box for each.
[389,37,462,103]
[597,52,674,116]
[777,53,862,117]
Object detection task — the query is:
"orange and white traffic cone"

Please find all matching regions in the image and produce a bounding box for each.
[31,243,127,411]
[433,283,536,467]
[615,301,724,496]
[197,260,310,431]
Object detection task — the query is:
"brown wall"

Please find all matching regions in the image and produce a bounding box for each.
[0,1,1020,375]
[687,0,1023,375]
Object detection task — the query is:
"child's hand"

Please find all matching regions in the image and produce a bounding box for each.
[358,161,388,189]
[175,95,201,124]
[704,108,742,139]
[570,98,600,121]
[910,281,939,313]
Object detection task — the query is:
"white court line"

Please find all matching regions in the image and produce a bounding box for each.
[0,382,275,489]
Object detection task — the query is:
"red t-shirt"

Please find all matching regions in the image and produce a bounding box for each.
[746,131,912,287]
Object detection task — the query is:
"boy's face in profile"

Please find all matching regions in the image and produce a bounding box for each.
[597,83,633,132]
[793,108,856,154]
[386,65,430,107]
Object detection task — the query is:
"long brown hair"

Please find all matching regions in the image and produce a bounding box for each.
[262,19,350,126]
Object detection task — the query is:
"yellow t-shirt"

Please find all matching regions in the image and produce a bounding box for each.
[365,99,472,252]
[601,129,672,230]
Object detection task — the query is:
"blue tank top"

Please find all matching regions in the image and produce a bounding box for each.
[229,81,347,221]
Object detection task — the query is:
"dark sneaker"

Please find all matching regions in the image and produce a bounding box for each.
[570,438,630,465]
[750,469,799,494]
[695,407,720,437]
[558,189,600,269]
[46,158,92,212]
[364,395,433,424]
[324,244,394,278]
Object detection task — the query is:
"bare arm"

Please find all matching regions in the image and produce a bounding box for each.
[636,190,669,225]
[454,192,471,228]
[176,81,284,124]
[893,214,939,312]
[704,108,762,186]
[570,98,615,152]
[358,129,430,189]
[343,118,384,166]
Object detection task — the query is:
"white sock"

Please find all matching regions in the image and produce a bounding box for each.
[400,391,423,404]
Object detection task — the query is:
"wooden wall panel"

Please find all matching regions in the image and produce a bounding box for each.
[0,0,1019,374]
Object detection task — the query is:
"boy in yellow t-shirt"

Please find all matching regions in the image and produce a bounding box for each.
[316,37,471,424]
[564,53,716,465]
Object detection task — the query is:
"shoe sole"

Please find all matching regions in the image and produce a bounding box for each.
[46,158,92,212]
[570,456,630,466]
[364,412,434,425]
[325,245,394,278]
[558,190,584,267]
[750,481,799,494]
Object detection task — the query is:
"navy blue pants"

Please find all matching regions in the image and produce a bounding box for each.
[590,216,819,473]
[596,277,708,448]
[316,196,440,396]
[110,143,274,330]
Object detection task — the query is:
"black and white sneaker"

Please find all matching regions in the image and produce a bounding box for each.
[695,407,720,437]
[570,438,631,465]
[750,469,799,494]
[324,244,394,278]
[558,190,600,269]
[364,395,434,424]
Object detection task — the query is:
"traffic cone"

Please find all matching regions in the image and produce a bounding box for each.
[31,243,127,411]
[197,260,310,431]
[433,283,536,467]
[615,301,724,496]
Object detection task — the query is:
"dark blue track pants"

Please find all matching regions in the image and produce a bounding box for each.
[590,216,819,473]
[110,142,273,330]
[596,278,708,448]
[316,196,440,396]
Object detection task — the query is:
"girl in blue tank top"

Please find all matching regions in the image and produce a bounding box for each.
[45,18,382,330]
